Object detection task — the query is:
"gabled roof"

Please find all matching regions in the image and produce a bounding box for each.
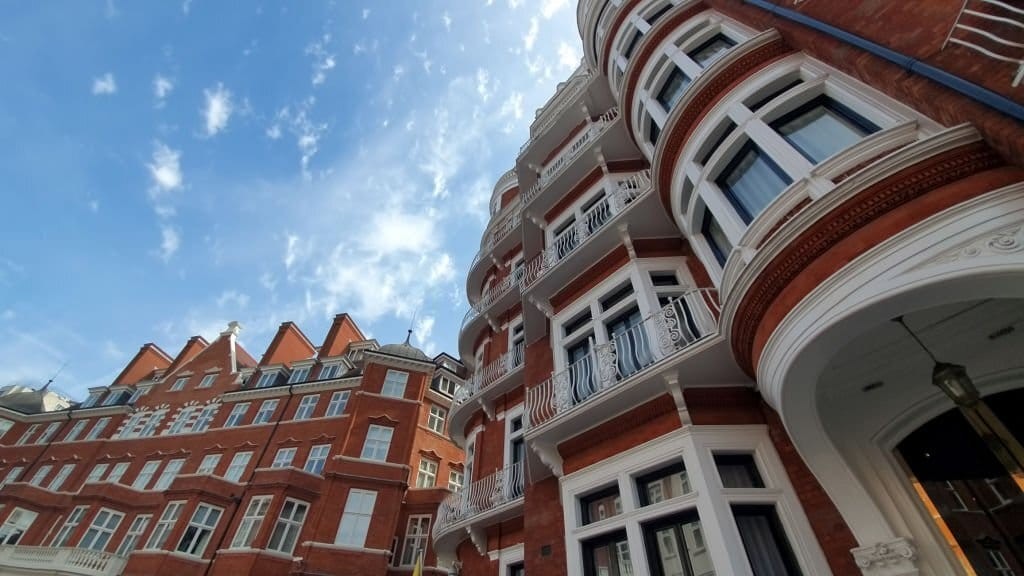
[318,313,366,358]
[259,322,317,367]
[112,343,173,386]
[163,336,209,377]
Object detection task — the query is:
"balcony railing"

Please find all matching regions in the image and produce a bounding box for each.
[0,546,127,576]
[944,0,1024,86]
[526,289,720,430]
[521,169,650,289]
[522,107,621,206]
[434,462,526,538]
[454,341,526,406]
[522,73,592,154]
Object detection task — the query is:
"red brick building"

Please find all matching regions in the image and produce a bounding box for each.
[0,314,467,576]
[439,1,1024,575]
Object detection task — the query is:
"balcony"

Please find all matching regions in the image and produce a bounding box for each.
[449,341,526,444]
[433,462,525,557]
[520,71,592,157]
[0,546,127,576]
[523,290,746,467]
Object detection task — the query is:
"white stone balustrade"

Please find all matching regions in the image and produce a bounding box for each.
[0,546,127,576]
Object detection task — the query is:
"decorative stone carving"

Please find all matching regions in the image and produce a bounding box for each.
[850,537,919,576]
[916,223,1024,268]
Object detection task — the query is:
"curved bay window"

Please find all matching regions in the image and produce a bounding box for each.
[896,387,1024,575]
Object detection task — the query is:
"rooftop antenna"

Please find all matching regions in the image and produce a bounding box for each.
[405,308,418,345]
[42,361,68,392]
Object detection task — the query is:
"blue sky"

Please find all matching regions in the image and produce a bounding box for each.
[0,0,581,400]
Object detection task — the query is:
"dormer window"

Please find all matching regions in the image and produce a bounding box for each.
[128,386,151,404]
[102,390,130,406]
[431,376,457,397]
[197,374,217,389]
[287,367,310,384]
[319,364,343,380]
[255,371,280,389]
[81,391,104,408]
[169,377,189,392]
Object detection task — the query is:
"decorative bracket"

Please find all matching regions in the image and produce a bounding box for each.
[468,525,487,555]
[663,374,691,426]
[850,537,919,576]
[618,224,635,259]
[477,398,495,421]
[530,440,564,477]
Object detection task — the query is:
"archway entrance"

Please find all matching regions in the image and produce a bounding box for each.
[896,386,1024,574]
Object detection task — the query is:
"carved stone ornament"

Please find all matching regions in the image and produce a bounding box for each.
[916,223,1024,269]
[850,537,919,576]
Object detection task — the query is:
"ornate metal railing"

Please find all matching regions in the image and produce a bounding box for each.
[943,0,1024,86]
[0,546,127,576]
[454,342,526,406]
[522,107,621,207]
[526,289,720,430]
[523,72,592,152]
[521,169,650,289]
[434,462,526,538]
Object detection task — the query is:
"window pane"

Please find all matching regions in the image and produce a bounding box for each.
[581,487,622,525]
[716,143,792,223]
[714,454,764,488]
[732,505,803,576]
[688,33,736,67]
[643,511,714,576]
[656,67,691,112]
[772,97,877,164]
[638,462,692,506]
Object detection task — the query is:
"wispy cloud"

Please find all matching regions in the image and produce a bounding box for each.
[523,17,539,51]
[92,73,117,95]
[153,74,174,106]
[202,83,233,137]
[147,141,183,198]
[159,225,180,261]
[540,0,569,19]
[306,34,336,86]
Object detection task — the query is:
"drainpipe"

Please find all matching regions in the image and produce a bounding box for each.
[742,0,1024,123]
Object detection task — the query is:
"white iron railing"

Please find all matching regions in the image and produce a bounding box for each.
[524,72,592,150]
[454,342,526,406]
[526,289,720,430]
[521,169,650,289]
[944,0,1024,86]
[434,462,526,538]
[0,546,127,576]
[522,107,621,207]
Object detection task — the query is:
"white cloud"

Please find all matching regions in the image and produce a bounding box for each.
[216,290,250,309]
[92,73,117,95]
[428,253,455,284]
[540,0,569,19]
[159,225,180,261]
[363,211,440,255]
[284,234,301,269]
[476,68,493,102]
[147,141,183,197]
[508,0,523,8]
[442,12,452,31]
[306,34,336,86]
[88,200,100,213]
[557,41,581,71]
[523,17,539,51]
[271,99,328,179]
[266,124,281,139]
[153,74,174,105]
[361,8,370,19]
[413,314,436,356]
[202,83,233,137]
[182,0,192,14]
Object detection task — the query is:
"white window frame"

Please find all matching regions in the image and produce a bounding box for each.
[230,495,273,549]
[304,445,330,475]
[197,454,221,475]
[335,489,376,547]
[37,422,61,444]
[107,462,129,484]
[225,452,252,482]
[253,399,278,424]
[255,371,279,389]
[153,458,185,491]
[29,464,52,487]
[319,363,343,380]
[271,448,297,469]
[287,366,310,384]
[145,501,185,550]
[86,417,110,440]
[325,390,349,417]
[168,407,196,435]
[267,498,309,555]
[115,514,151,556]
[16,424,38,445]
[426,404,447,434]
[416,458,438,488]
[559,426,831,576]
[400,515,431,566]
[51,505,88,547]
[169,376,189,391]
[382,370,409,398]
[197,373,217,389]
[192,404,218,432]
[361,425,393,462]
[48,463,75,491]
[448,470,464,492]
[0,466,23,487]
[294,395,319,420]
[79,508,123,552]
[0,418,13,442]
[176,503,222,557]
[225,403,250,427]
[0,508,37,545]
[63,420,88,442]
[86,463,109,484]
[132,460,161,490]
